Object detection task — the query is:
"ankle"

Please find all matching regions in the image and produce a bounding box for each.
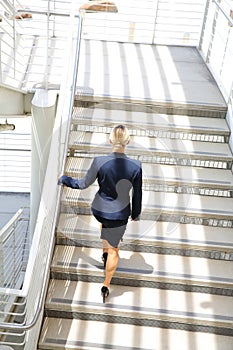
[103,282,110,288]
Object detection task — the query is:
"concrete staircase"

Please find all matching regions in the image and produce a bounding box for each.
[38,99,233,349]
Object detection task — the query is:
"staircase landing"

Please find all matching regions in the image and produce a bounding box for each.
[77,42,227,111]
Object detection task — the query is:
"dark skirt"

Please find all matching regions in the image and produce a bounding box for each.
[94,215,128,248]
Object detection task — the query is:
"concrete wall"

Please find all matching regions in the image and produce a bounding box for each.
[0,86,33,115]
[0,86,25,115]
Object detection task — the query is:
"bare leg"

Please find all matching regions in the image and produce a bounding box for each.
[102,239,119,288]
[100,225,108,255]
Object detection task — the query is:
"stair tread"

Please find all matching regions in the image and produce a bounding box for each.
[57,213,233,251]
[51,246,233,286]
[65,157,233,188]
[45,279,233,325]
[61,187,233,219]
[68,131,233,160]
[39,317,233,350]
[72,107,230,135]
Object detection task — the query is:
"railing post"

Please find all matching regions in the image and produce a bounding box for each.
[12,0,16,78]
[152,0,160,44]
[44,0,51,90]
[13,220,16,286]
[198,0,211,51]
[51,0,56,37]
[0,233,3,288]
[206,2,219,63]
[0,34,2,83]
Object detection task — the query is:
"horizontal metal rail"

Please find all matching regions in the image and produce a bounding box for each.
[0,207,29,297]
[213,0,233,26]
[0,0,26,86]
[0,0,80,91]
[0,129,31,191]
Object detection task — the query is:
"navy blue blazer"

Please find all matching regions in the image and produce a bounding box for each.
[58,152,142,220]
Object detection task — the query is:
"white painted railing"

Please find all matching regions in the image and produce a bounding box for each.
[0,207,29,347]
[0,129,31,192]
[0,0,208,94]
[153,0,207,45]
[80,0,206,45]
[198,0,233,151]
[199,0,233,102]
[0,207,29,291]
[0,0,80,91]
[0,0,26,89]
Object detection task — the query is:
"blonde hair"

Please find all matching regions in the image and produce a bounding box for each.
[110,125,130,150]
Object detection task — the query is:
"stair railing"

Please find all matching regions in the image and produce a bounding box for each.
[0,0,76,91]
[0,0,26,88]
[199,0,233,102]
[212,0,233,26]
[0,207,29,346]
[0,207,29,291]
[0,4,82,350]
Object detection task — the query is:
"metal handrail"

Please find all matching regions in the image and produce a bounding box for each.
[0,11,82,333]
[212,0,233,26]
[0,0,26,85]
[0,0,78,91]
[199,0,233,102]
[0,207,29,297]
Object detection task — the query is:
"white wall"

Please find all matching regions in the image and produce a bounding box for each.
[0,86,25,114]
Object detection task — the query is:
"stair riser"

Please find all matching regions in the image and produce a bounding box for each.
[56,236,233,261]
[60,204,233,228]
[69,150,232,170]
[50,271,233,297]
[72,124,228,144]
[64,170,233,197]
[45,309,233,337]
[65,157,233,196]
[73,99,227,119]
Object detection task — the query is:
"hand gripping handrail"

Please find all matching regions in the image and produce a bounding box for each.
[0,12,82,332]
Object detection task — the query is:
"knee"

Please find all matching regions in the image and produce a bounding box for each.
[108,247,119,258]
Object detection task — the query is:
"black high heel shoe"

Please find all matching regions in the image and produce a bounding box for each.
[101,286,109,303]
[102,252,108,269]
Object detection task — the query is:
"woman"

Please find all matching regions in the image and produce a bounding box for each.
[58,125,142,302]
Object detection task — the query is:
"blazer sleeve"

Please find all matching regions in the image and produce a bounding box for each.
[58,158,98,189]
[131,166,142,220]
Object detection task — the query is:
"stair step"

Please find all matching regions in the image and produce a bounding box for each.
[57,214,233,259]
[60,187,233,224]
[44,279,233,335]
[74,96,227,119]
[65,157,233,195]
[68,132,233,168]
[39,317,233,350]
[72,107,230,142]
[51,246,233,295]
